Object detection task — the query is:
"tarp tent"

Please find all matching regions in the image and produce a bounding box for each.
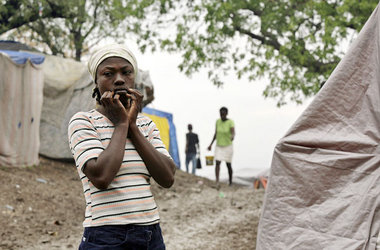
[257,4,380,250]
[0,50,45,166]
[142,107,181,168]
[39,54,95,160]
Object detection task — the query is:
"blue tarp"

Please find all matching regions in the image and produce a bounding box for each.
[0,50,45,65]
[142,107,181,168]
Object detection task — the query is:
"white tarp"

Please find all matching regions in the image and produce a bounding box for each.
[0,52,44,166]
[257,4,380,250]
[39,55,95,160]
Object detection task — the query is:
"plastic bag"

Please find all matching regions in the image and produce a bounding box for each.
[196,158,202,169]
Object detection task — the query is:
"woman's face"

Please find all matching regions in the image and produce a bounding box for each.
[96,56,135,95]
[220,109,228,120]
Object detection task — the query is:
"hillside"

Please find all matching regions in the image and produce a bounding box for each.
[0,157,265,250]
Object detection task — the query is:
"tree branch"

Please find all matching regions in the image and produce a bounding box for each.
[234,25,281,50]
[0,0,70,34]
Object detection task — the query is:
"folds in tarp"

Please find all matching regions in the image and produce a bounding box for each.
[39,55,95,160]
[257,4,380,250]
[0,50,45,167]
[142,107,181,168]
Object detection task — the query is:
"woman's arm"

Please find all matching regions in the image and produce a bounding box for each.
[231,126,235,141]
[129,123,176,188]
[83,124,128,190]
[128,88,176,188]
[208,129,216,150]
[185,134,189,154]
[83,91,129,190]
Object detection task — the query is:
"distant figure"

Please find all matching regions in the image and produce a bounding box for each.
[185,124,199,174]
[207,107,235,185]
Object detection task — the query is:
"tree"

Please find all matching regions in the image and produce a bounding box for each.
[0,0,70,34]
[136,0,378,106]
[1,0,378,105]
[1,0,160,61]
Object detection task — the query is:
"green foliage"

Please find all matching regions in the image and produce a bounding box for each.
[0,0,161,61]
[0,0,378,105]
[150,0,378,106]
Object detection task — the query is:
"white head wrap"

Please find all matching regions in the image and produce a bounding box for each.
[87,44,138,82]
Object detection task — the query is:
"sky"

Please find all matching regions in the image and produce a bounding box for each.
[125,43,314,184]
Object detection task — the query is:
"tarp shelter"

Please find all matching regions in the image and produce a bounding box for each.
[142,107,180,168]
[39,54,95,160]
[0,50,45,166]
[257,5,380,250]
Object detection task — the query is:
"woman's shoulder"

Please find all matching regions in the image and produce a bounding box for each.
[216,118,234,125]
[69,109,97,123]
[137,113,153,126]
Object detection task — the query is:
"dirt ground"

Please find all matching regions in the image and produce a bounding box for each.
[0,157,265,250]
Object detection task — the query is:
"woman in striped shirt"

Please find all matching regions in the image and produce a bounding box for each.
[68,44,176,249]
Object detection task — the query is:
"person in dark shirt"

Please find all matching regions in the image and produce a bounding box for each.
[185,124,199,174]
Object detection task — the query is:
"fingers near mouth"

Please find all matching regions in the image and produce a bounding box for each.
[114,89,128,96]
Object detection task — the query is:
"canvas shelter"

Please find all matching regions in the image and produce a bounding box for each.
[0,50,45,167]
[256,5,380,249]
[39,54,95,160]
[142,107,181,168]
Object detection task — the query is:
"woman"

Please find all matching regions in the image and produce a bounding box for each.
[68,44,176,249]
[207,107,235,186]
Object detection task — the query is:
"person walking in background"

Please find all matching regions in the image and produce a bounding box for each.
[68,44,176,249]
[207,107,235,186]
[185,124,199,174]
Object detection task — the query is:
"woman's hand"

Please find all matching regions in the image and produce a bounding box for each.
[100,90,128,126]
[125,88,144,124]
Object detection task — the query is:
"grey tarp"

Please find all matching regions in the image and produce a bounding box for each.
[256,4,380,250]
[39,55,95,160]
